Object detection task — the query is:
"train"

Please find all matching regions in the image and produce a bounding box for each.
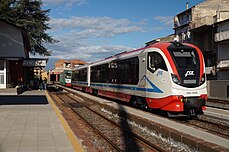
[66,42,207,117]
[59,70,72,87]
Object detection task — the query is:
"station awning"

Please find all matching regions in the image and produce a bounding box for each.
[0,20,27,59]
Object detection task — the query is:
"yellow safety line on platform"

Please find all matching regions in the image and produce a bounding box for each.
[45,91,84,152]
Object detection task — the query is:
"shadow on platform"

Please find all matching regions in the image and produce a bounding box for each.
[0,95,48,105]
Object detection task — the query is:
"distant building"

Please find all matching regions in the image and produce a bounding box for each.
[48,59,87,82]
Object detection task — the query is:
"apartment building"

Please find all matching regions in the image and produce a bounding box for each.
[174,0,229,97]
[174,0,229,80]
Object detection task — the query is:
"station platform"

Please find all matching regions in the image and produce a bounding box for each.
[0,90,82,152]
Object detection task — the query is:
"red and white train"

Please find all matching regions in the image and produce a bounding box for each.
[71,42,207,117]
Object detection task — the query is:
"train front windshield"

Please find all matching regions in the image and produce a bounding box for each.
[168,47,201,87]
[171,50,199,69]
[65,72,72,79]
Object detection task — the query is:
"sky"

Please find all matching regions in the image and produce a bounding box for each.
[40,0,205,70]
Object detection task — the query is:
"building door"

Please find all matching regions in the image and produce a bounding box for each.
[0,60,6,89]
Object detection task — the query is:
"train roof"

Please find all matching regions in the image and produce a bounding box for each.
[73,64,91,70]
[89,42,175,67]
[73,42,200,69]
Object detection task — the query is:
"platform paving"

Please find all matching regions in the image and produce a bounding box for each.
[0,90,74,152]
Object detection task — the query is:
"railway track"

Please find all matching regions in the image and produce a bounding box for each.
[206,98,229,110]
[49,91,165,152]
[184,114,229,140]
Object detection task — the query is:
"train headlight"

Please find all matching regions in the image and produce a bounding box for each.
[171,74,181,85]
[200,73,206,85]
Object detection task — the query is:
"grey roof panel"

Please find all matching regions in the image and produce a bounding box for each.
[0,21,26,58]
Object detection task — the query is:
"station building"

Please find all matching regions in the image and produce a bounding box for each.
[0,20,47,93]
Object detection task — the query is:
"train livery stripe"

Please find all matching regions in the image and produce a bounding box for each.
[91,83,163,93]
[72,75,163,93]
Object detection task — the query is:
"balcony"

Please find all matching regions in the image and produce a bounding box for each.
[190,16,214,29]
[174,15,191,29]
[214,11,229,23]
[217,60,229,70]
[215,30,229,42]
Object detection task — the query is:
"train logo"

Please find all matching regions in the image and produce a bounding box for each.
[185,71,195,77]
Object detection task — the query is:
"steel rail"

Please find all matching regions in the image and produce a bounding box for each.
[52,92,122,152]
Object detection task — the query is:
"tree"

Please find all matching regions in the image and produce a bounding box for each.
[0,0,57,56]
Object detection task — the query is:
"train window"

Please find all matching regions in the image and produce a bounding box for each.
[116,57,139,85]
[91,58,139,85]
[109,62,117,83]
[91,66,100,82]
[72,70,78,81]
[101,64,109,83]
[65,72,72,79]
[148,52,167,73]
[72,69,87,82]
[91,64,109,83]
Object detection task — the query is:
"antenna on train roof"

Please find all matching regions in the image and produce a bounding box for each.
[186,2,189,10]
[114,51,127,56]
[104,56,113,59]
[170,41,184,47]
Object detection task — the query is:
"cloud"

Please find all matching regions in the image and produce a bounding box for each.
[44,16,145,69]
[48,16,143,37]
[47,44,132,63]
[43,0,88,7]
[153,16,174,27]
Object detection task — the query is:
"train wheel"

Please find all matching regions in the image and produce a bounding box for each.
[186,109,196,119]
[130,97,149,111]
[142,100,149,111]
[130,97,138,107]
[92,89,98,96]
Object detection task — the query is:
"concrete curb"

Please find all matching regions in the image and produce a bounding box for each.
[45,91,85,152]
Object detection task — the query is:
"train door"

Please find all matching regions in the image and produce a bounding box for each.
[0,60,6,89]
[138,55,146,95]
[110,62,117,83]
[147,52,169,96]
